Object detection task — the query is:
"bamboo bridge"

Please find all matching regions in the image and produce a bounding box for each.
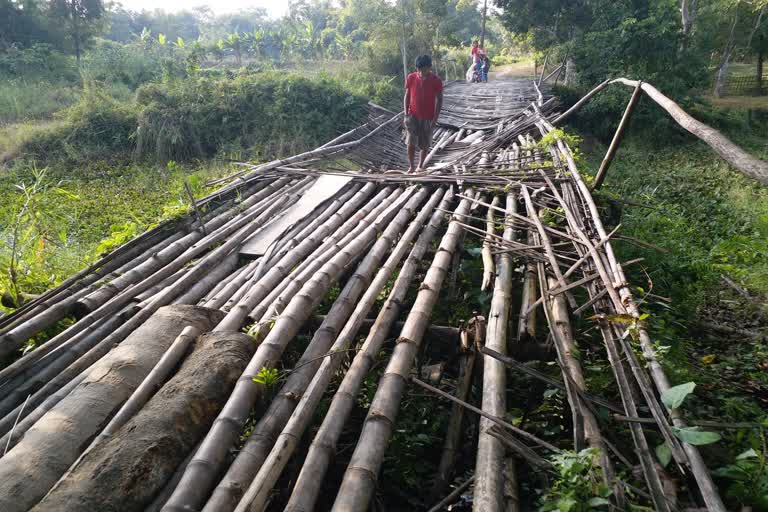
[0,74,759,512]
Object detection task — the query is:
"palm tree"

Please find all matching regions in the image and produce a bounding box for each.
[222,32,243,66]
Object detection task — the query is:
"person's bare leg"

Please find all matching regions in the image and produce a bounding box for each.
[407,143,416,172]
[417,148,428,170]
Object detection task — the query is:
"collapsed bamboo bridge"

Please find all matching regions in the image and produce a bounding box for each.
[0,75,757,512]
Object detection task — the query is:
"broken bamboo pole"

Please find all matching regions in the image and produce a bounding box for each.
[592,80,643,190]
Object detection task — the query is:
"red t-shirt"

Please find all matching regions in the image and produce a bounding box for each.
[405,72,444,120]
[471,46,479,62]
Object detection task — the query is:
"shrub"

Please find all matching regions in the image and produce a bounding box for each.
[134,70,368,162]
[11,89,137,164]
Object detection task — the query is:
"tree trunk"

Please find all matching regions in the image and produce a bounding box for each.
[480,0,488,47]
[714,13,739,98]
[0,305,224,512]
[757,39,764,96]
[31,331,254,512]
[681,0,696,37]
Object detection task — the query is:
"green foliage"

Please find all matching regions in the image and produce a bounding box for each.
[252,367,280,387]
[10,88,136,164]
[134,71,368,162]
[715,445,768,509]
[660,381,696,409]
[673,426,722,445]
[540,448,612,512]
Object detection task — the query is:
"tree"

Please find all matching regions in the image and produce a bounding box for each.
[49,0,105,65]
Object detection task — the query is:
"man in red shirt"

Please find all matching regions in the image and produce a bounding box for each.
[404,55,444,172]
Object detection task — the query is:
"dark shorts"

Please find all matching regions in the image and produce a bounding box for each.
[405,115,433,150]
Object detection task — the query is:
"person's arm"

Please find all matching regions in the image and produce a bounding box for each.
[404,74,411,116]
[404,88,410,116]
[433,90,443,127]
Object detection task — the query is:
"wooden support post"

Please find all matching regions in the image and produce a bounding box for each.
[592,81,643,190]
[537,52,549,87]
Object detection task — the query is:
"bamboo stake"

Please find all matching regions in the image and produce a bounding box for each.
[592,81,643,190]
[542,275,623,505]
[284,188,455,512]
[475,191,518,512]
[205,188,429,512]
[329,192,474,512]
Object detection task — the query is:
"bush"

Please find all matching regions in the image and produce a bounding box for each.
[11,89,137,164]
[134,70,368,161]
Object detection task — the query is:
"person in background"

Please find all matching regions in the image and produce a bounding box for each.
[470,40,479,66]
[475,45,487,83]
[404,55,444,172]
[482,54,491,82]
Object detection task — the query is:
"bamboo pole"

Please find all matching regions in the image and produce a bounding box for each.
[431,322,477,500]
[481,197,500,290]
[161,188,412,512]
[474,192,517,512]
[0,193,290,418]
[330,192,474,512]
[212,183,378,333]
[284,188,455,512]
[246,187,405,324]
[204,188,429,512]
[228,189,447,512]
[592,81,643,190]
[553,78,768,184]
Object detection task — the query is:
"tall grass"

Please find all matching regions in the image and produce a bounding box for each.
[0,79,81,124]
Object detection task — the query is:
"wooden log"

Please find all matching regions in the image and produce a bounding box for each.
[475,192,517,512]
[0,305,224,512]
[32,331,255,512]
[283,189,455,512]
[329,192,474,512]
[592,80,643,190]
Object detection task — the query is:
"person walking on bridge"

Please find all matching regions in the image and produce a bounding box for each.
[404,55,444,172]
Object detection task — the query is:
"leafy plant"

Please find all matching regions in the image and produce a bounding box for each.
[714,446,768,509]
[539,448,612,512]
[252,367,280,388]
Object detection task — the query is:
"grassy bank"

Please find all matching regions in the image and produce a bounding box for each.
[575,117,768,508]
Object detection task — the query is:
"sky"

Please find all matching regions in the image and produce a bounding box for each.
[117,0,289,18]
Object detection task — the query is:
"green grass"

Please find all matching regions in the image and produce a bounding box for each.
[0,79,81,124]
[0,159,235,303]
